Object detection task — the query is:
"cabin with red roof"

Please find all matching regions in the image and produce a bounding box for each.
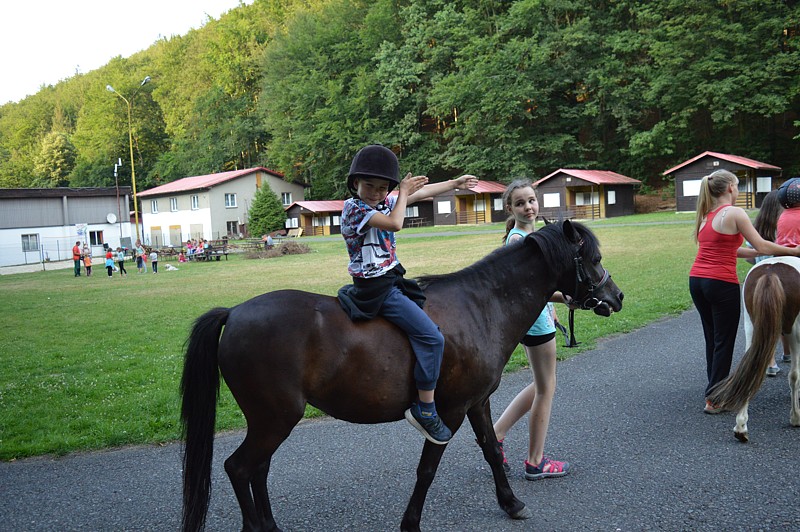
[662,151,783,212]
[137,167,307,246]
[533,169,641,219]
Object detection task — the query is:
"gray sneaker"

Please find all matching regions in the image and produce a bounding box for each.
[766,365,781,377]
[781,353,792,363]
[404,404,452,445]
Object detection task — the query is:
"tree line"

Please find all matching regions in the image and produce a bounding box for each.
[0,0,798,199]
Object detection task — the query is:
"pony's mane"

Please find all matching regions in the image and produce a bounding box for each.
[417,221,599,289]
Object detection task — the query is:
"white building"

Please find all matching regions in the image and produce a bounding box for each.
[0,187,133,267]
[136,167,307,247]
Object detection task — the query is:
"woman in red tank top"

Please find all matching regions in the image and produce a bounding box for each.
[689,169,800,414]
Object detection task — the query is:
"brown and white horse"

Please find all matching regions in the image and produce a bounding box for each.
[707,256,800,442]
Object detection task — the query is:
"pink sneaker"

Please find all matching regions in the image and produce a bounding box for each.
[524,456,570,480]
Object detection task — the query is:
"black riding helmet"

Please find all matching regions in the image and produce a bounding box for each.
[778,177,800,209]
[346,145,400,197]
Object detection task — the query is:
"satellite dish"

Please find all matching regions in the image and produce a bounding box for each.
[106,213,117,224]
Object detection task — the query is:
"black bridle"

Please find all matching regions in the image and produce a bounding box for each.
[557,244,612,348]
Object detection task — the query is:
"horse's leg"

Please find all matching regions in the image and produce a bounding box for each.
[734,401,750,443]
[790,350,800,426]
[400,439,448,532]
[225,416,300,532]
[467,400,529,520]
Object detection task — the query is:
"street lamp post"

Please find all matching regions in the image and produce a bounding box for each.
[106,76,151,243]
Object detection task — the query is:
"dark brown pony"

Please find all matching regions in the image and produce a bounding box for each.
[707,257,800,442]
[180,221,623,531]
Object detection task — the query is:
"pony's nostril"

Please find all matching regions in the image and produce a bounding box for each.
[618,292,624,302]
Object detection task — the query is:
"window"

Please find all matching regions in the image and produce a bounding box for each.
[575,192,599,206]
[281,192,292,206]
[756,177,772,193]
[21,233,39,252]
[226,221,238,235]
[285,217,299,228]
[607,190,617,205]
[542,193,561,208]
[493,198,504,211]
[151,200,159,213]
[191,195,199,210]
[332,215,341,226]
[683,180,701,197]
[405,206,419,217]
[437,201,451,215]
[89,230,104,246]
[170,197,178,211]
[475,199,485,212]
[225,193,237,208]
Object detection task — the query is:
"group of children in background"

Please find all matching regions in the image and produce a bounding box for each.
[77,244,160,278]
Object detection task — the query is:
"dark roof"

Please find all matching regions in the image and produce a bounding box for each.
[138,167,298,197]
[535,169,641,187]
[662,151,781,175]
[0,187,131,198]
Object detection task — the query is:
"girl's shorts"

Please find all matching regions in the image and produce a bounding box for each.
[521,331,555,347]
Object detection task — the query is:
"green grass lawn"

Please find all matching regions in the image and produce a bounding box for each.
[0,213,752,460]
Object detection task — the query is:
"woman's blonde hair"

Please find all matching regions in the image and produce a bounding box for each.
[693,169,738,242]
[501,179,535,244]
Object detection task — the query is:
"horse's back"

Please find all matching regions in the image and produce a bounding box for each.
[217,289,417,423]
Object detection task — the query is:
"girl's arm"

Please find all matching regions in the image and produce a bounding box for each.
[407,174,479,204]
[733,209,800,256]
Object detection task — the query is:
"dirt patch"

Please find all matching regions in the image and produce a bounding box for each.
[635,193,676,214]
[245,240,312,259]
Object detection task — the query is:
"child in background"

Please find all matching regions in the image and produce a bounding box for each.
[116,247,128,277]
[178,251,187,263]
[83,253,92,277]
[149,249,159,274]
[105,250,115,278]
[337,144,478,445]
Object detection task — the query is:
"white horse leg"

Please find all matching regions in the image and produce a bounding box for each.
[790,352,800,427]
[789,322,800,427]
[734,401,750,443]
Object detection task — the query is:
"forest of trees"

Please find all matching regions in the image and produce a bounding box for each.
[0,0,798,200]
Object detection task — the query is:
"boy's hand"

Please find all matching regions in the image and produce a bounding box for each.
[399,172,428,195]
[455,174,479,189]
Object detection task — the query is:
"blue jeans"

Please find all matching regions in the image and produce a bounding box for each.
[380,286,445,391]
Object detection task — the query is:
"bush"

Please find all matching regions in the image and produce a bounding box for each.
[246,240,311,259]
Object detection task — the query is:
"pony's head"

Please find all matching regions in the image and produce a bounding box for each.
[529,220,623,316]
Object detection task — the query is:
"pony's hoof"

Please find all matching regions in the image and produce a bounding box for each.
[510,505,531,520]
[734,430,749,443]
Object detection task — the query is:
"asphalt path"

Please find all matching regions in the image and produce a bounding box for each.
[2,309,799,531]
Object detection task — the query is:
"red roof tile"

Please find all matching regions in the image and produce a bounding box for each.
[288,200,345,213]
[662,151,781,175]
[535,169,641,187]
[138,167,285,197]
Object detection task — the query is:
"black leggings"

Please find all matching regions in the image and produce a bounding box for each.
[689,276,741,396]
[118,261,127,275]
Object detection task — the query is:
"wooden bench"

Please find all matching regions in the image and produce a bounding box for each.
[196,247,228,261]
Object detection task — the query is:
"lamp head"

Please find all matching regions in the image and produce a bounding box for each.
[141,76,151,86]
[106,85,115,93]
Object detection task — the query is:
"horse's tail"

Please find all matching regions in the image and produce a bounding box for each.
[180,307,229,532]
[707,273,783,411]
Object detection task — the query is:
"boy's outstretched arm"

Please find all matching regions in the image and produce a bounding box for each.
[407,174,479,204]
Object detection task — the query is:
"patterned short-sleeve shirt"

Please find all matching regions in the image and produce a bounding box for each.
[341,195,399,278]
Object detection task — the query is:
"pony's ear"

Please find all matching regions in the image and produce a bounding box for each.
[542,216,553,226]
[563,219,580,245]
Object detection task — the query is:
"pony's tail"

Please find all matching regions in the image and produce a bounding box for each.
[180,307,229,532]
[707,274,783,410]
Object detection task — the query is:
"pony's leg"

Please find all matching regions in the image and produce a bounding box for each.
[790,351,800,426]
[225,419,299,532]
[467,400,529,520]
[400,440,448,532]
[734,401,750,443]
